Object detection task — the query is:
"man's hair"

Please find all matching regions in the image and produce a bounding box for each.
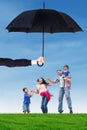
[56,70,62,73]
[63,65,69,69]
[23,88,27,92]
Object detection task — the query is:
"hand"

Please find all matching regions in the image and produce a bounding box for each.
[47,78,51,82]
[37,57,45,67]
[30,90,34,93]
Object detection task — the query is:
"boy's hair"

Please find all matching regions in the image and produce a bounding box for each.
[23,88,27,92]
[64,65,69,69]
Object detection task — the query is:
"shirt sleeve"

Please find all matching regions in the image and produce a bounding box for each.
[0,58,32,67]
[31,60,37,65]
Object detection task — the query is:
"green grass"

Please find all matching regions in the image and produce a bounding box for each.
[0,114,87,130]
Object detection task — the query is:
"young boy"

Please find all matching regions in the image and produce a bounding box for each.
[62,65,72,89]
[23,88,33,114]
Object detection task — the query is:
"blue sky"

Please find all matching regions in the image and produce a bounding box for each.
[0,0,87,113]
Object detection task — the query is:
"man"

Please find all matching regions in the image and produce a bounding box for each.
[48,70,73,114]
[0,57,45,67]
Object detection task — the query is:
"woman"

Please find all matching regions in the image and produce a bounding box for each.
[33,77,52,113]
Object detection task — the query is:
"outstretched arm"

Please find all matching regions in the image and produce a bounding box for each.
[47,78,59,84]
[0,58,32,67]
[0,57,45,67]
[29,90,34,97]
[46,82,52,87]
[31,88,39,94]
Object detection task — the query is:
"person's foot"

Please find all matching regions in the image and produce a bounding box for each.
[70,110,73,114]
[58,110,63,114]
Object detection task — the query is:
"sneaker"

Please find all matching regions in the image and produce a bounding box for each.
[70,110,73,114]
[58,110,63,114]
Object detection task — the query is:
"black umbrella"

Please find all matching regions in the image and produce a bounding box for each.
[6,7,83,63]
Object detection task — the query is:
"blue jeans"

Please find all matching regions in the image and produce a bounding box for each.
[41,96,49,113]
[23,103,30,112]
[58,87,72,112]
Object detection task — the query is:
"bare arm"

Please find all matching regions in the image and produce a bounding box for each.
[64,74,72,80]
[46,82,52,87]
[31,90,39,94]
[29,90,34,97]
[31,85,39,94]
[47,78,59,84]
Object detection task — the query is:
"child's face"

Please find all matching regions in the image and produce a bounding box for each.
[24,88,28,93]
[64,66,68,71]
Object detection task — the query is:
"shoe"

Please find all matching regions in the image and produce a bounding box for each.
[70,110,73,114]
[59,110,63,114]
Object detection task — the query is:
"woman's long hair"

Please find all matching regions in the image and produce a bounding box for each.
[37,77,49,85]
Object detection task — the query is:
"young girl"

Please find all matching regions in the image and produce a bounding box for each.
[33,77,52,113]
[62,65,72,89]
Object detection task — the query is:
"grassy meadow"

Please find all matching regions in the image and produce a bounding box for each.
[0,114,87,130]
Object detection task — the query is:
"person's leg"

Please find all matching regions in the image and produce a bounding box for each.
[65,87,73,113]
[41,96,45,113]
[43,96,49,113]
[23,104,27,114]
[58,88,64,113]
[26,104,30,113]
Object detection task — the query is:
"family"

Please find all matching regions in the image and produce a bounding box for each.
[23,65,73,114]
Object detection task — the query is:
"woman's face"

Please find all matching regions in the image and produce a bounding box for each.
[38,78,43,84]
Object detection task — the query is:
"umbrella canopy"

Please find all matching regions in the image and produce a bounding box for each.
[6,8,83,57]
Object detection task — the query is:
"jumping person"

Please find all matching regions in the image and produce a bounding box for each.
[32,77,52,113]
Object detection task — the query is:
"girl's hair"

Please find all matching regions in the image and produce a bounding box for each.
[37,77,49,85]
[63,65,69,69]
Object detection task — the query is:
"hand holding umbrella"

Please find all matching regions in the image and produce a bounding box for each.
[37,57,45,66]
[0,56,45,67]
[6,4,83,67]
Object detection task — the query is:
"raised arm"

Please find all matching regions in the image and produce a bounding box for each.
[29,90,34,97]
[31,85,40,94]
[47,78,59,84]
[31,90,39,94]
[46,82,52,87]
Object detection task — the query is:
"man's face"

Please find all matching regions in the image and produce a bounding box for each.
[57,71,62,76]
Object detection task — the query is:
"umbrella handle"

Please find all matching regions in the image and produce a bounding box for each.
[37,61,44,67]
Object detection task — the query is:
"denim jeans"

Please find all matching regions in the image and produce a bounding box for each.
[23,103,30,112]
[58,87,72,112]
[41,96,49,113]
